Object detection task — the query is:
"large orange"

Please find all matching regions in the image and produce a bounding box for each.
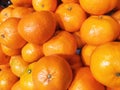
[32,0,57,12]
[10,55,29,77]
[21,43,44,63]
[79,0,118,15]
[55,3,87,32]
[18,11,56,45]
[0,64,18,90]
[32,55,73,90]
[11,0,32,7]
[69,67,105,90]
[79,15,119,45]
[90,42,120,88]
[0,17,27,49]
[43,31,77,56]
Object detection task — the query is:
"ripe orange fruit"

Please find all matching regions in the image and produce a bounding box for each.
[79,0,118,15]
[1,44,21,56]
[10,55,29,77]
[69,67,105,90]
[80,15,119,45]
[18,11,56,45]
[0,64,18,90]
[81,44,97,66]
[0,6,14,23]
[20,62,36,90]
[55,3,87,32]
[43,31,77,56]
[61,0,79,3]
[0,45,10,65]
[21,43,44,63]
[107,87,120,90]
[32,55,73,90]
[90,42,120,88]
[72,31,86,48]
[11,0,32,7]
[11,6,34,18]
[32,0,57,12]
[0,17,27,49]
[11,81,22,90]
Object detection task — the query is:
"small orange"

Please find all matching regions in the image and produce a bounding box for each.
[32,0,57,12]
[18,11,56,45]
[43,31,77,56]
[32,55,73,90]
[1,44,21,56]
[0,6,14,23]
[21,43,44,63]
[80,15,119,45]
[11,80,22,90]
[11,0,32,7]
[69,67,105,90]
[55,3,87,32]
[10,55,29,77]
[90,42,120,88]
[81,44,97,66]
[0,17,27,49]
[0,64,19,90]
[79,0,118,15]
[20,62,36,90]
[11,6,34,18]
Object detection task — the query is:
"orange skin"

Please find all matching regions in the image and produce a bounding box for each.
[79,0,118,15]
[79,15,119,45]
[10,55,29,77]
[61,0,79,3]
[32,0,57,12]
[11,81,23,90]
[0,17,27,49]
[1,44,21,56]
[32,55,73,90]
[81,44,97,66]
[107,87,120,90]
[11,6,34,18]
[43,31,77,56]
[55,3,87,32]
[69,67,105,90]
[18,11,56,45]
[0,64,19,90]
[11,0,32,7]
[21,43,44,63]
[20,62,36,90]
[90,42,120,88]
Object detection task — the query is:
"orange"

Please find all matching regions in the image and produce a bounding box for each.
[90,42,120,88]
[61,0,79,3]
[0,17,27,49]
[18,11,56,45]
[0,45,10,65]
[0,64,18,90]
[55,3,87,32]
[81,44,97,66]
[43,31,77,56]
[1,44,21,56]
[0,6,14,23]
[21,43,44,63]
[11,6,34,18]
[79,0,118,15]
[32,55,73,90]
[79,15,119,45]
[20,62,36,90]
[11,81,22,90]
[10,55,29,77]
[32,0,57,12]
[11,0,32,7]
[69,67,105,90]
[72,31,86,48]
[107,87,120,90]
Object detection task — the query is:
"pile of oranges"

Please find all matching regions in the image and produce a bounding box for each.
[0,0,120,90]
